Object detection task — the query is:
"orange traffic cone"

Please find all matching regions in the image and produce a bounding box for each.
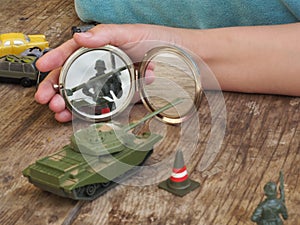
[158,150,200,197]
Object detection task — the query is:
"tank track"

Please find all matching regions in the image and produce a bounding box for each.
[72,149,153,200]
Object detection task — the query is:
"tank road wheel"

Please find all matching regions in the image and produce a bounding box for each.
[75,186,84,196]
[85,184,97,196]
[101,181,112,188]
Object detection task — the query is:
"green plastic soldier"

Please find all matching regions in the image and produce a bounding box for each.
[251,171,288,225]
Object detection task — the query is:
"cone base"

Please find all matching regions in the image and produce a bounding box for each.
[158,178,200,197]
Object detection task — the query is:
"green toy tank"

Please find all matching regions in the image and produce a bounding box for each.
[23,100,180,200]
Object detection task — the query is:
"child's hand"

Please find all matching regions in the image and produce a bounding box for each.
[35,24,182,122]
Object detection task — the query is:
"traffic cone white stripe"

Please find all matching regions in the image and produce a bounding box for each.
[170,165,189,182]
[171,170,188,179]
[158,150,200,196]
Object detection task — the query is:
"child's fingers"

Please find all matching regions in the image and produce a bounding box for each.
[49,94,66,113]
[73,24,143,48]
[36,39,80,72]
[35,68,60,104]
[73,24,159,61]
[54,109,72,123]
[145,69,155,85]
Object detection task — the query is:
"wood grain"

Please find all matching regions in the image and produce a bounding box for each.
[0,1,299,224]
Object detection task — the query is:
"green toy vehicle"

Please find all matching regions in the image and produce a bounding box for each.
[0,54,48,87]
[23,101,178,200]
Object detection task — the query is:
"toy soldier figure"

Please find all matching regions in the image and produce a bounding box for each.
[251,172,288,225]
[82,59,123,112]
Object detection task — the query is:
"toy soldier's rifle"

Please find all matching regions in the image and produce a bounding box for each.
[279,170,285,203]
[111,52,116,70]
[65,65,127,96]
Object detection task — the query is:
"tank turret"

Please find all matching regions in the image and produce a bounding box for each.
[23,99,181,200]
[70,98,182,156]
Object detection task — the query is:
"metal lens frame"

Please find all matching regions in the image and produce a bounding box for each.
[59,46,136,122]
[138,46,203,125]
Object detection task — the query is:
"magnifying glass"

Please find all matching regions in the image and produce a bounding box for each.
[58,45,202,125]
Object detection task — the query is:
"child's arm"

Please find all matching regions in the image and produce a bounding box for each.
[35,23,300,122]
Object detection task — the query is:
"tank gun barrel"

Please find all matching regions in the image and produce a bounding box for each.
[124,98,183,132]
[66,66,127,96]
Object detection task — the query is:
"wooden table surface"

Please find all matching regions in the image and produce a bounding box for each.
[0,1,299,224]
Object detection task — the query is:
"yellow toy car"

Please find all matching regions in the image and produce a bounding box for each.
[0,33,49,57]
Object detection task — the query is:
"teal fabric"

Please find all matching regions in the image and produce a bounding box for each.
[74,0,300,29]
[282,0,300,19]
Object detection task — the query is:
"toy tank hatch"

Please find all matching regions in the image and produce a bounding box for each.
[23,100,180,200]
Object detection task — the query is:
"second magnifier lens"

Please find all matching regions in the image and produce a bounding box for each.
[138,46,202,125]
